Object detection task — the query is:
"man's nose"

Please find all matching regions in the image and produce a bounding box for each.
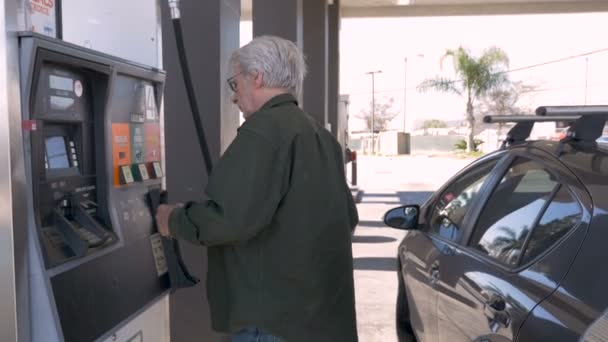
[231,93,238,104]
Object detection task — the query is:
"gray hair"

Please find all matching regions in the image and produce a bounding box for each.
[230,35,307,98]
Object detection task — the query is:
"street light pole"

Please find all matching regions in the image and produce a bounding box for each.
[403,57,407,133]
[402,54,423,134]
[365,70,382,155]
[585,57,589,105]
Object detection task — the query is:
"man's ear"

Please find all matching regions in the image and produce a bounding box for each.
[254,72,264,89]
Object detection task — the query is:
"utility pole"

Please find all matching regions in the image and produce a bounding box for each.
[365,70,382,155]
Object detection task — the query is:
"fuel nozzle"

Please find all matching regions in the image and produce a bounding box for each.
[168,0,181,19]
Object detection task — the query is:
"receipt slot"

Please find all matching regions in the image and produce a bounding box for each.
[20,33,184,342]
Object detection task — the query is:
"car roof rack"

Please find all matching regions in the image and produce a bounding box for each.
[535,106,608,143]
[483,114,580,150]
[535,105,608,116]
[485,105,608,155]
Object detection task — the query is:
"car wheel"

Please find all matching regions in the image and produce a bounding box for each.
[396,260,417,342]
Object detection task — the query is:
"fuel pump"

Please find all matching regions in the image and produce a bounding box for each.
[21,33,182,342]
[9,0,217,340]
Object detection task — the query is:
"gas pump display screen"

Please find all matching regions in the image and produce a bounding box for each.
[46,136,70,169]
[49,75,74,92]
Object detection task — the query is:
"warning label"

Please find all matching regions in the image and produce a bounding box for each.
[150,234,168,276]
[26,0,56,38]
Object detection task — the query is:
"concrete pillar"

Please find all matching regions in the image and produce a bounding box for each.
[252,0,303,48]
[252,0,329,128]
[328,0,340,138]
[161,0,240,341]
[302,0,328,127]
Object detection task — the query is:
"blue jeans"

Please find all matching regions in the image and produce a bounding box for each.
[232,327,284,342]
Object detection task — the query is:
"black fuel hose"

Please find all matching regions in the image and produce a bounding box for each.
[171,10,213,174]
[146,0,217,292]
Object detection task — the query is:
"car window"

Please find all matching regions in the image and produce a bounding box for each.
[520,186,582,265]
[428,160,498,242]
[469,158,559,266]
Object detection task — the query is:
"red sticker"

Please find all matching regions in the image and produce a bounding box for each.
[22,120,37,131]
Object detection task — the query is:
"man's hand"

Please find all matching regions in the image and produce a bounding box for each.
[156,204,181,237]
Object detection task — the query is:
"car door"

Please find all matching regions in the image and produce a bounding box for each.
[434,150,591,342]
[399,155,503,342]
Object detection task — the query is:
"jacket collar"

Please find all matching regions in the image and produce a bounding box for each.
[259,93,299,111]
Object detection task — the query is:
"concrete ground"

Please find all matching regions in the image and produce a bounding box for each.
[350,155,474,342]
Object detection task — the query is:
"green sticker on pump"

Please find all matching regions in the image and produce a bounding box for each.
[130,124,146,164]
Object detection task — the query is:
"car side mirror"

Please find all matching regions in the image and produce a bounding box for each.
[384,205,420,230]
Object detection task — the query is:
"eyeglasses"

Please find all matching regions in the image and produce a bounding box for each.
[227,72,242,92]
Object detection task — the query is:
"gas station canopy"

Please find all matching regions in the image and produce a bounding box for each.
[242,0,608,18]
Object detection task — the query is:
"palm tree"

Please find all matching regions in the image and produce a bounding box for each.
[490,226,528,261]
[418,46,510,152]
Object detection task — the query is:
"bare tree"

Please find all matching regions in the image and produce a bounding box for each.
[356,96,399,131]
[477,81,538,136]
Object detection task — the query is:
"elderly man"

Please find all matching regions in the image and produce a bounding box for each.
[155,35,358,342]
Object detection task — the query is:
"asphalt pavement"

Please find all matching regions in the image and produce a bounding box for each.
[350,155,474,342]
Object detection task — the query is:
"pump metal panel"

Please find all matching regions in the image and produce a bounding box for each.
[20,33,170,342]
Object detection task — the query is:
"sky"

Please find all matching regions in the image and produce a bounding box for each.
[241,11,608,132]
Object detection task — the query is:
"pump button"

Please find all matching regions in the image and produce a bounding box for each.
[119,165,134,185]
[149,161,163,178]
[132,163,150,182]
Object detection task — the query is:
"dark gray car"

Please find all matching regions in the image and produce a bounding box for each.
[385,109,608,342]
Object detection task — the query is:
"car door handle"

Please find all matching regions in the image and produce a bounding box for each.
[483,293,510,329]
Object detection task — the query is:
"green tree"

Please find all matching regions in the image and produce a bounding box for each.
[421,119,448,129]
[356,96,399,131]
[418,46,510,152]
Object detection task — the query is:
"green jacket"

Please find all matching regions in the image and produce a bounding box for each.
[169,93,359,341]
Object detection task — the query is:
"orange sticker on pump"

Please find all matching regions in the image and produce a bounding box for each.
[112,123,132,186]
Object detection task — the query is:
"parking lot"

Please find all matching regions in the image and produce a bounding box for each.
[351,155,474,341]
